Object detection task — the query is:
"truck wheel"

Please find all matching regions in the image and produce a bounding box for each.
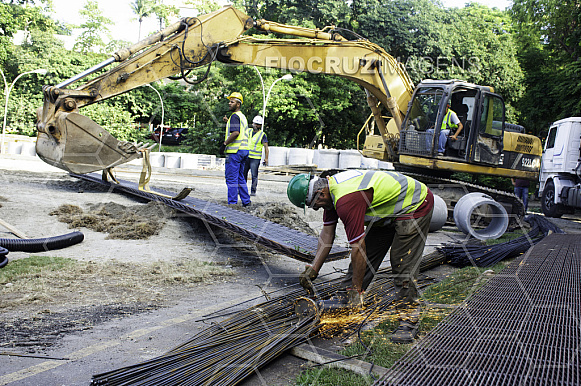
[541,180,563,218]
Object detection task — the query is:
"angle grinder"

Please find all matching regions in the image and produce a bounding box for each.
[294,292,355,321]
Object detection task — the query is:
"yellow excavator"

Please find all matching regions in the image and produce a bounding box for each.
[35,6,541,213]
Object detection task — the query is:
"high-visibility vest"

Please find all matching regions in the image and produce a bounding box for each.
[440,109,458,132]
[248,130,266,159]
[224,111,249,153]
[328,170,428,224]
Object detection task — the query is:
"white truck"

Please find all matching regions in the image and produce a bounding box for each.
[539,117,581,217]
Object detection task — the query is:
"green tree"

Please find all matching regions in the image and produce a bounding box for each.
[0,1,54,65]
[511,0,581,134]
[130,0,154,41]
[184,0,221,16]
[73,1,113,54]
[152,1,179,31]
[445,4,524,122]
[240,0,352,29]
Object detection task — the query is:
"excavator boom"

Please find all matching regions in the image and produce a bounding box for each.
[35,6,412,174]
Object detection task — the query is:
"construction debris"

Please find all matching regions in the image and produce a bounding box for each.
[50,201,173,240]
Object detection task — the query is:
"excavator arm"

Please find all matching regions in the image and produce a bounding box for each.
[36,6,413,174]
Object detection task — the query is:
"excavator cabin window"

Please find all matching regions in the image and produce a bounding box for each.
[400,86,444,156]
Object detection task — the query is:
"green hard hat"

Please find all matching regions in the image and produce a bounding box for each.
[287,173,311,209]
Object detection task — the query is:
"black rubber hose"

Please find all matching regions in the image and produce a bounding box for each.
[0,231,84,253]
[0,246,8,268]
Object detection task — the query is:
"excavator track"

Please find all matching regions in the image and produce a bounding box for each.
[400,170,525,220]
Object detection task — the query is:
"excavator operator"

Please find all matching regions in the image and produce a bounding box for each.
[427,102,464,155]
[287,170,434,343]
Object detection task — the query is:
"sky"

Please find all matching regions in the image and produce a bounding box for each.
[51,0,514,45]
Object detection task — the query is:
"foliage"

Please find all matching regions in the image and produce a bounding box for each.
[83,103,139,141]
[130,0,154,41]
[73,1,113,54]
[184,0,222,15]
[6,29,107,135]
[511,0,581,135]
[151,1,179,30]
[240,0,352,29]
[0,1,54,65]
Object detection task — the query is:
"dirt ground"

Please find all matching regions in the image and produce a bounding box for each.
[1,156,580,386]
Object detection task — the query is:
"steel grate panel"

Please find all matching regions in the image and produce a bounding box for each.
[72,173,349,262]
[374,234,580,386]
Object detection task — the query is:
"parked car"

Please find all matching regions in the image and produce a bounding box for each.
[151,127,189,145]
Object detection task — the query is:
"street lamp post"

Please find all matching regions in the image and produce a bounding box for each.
[262,74,293,127]
[252,66,265,117]
[143,83,165,152]
[1,68,47,154]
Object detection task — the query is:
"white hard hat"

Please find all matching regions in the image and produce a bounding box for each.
[253,116,263,125]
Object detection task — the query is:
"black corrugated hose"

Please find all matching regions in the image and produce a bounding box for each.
[439,215,564,268]
[0,246,8,268]
[0,231,84,269]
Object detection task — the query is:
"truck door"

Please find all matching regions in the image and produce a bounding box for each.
[542,124,558,174]
[470,92,504,165]
[551,123,567,169]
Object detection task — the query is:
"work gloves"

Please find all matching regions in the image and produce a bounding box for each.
[347,288,365,308]
[299,265,318,295]
[219,143,226,155]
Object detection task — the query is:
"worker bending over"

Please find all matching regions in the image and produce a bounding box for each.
[287,170,434,343]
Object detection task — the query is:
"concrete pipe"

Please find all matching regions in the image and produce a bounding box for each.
[429,194,447,232]
[453,192,508,240]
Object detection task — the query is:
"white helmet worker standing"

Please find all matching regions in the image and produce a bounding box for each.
[244,115,269,196]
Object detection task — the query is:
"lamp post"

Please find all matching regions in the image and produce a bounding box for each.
[1,68,47,154]
[143,83,165,152]
[262,74,293,127]
[252,66,265,118]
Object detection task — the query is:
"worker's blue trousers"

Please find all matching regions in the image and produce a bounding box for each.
[225,150,251,205]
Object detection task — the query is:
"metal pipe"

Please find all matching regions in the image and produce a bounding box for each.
[56,57,116,88]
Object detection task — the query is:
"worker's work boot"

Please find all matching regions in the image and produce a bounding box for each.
[390,323,418,344]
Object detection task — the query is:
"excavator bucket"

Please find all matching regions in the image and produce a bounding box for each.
[36,112,141,174]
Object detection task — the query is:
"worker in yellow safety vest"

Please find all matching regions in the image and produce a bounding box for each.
[287,170,434,344]
[427,101,463,155]
[220,92,251,206]
[243,116,269,196]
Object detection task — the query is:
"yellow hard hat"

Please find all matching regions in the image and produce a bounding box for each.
[227,92,243,104]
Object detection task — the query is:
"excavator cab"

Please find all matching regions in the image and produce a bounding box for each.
[399,80,505,168]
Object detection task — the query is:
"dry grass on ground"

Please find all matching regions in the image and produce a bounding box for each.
[49,201,174,240]
[0,256,233,313]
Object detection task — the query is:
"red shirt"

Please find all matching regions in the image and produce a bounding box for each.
[323,188,434,245]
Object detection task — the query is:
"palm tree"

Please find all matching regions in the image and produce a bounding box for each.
[130,0,154,41]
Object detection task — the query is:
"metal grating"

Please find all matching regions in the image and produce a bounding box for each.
[399,130,434,156]
[72,173,349,262]
[374,233,580,385]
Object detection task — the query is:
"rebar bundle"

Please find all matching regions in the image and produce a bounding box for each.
[373,233,580,386]
[91,253,445,385]
[439,214,564,267]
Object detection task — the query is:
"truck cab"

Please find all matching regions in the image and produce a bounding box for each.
[539,117,581,217]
